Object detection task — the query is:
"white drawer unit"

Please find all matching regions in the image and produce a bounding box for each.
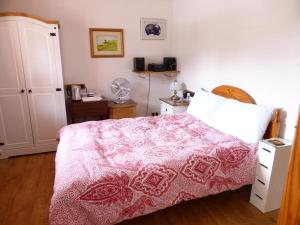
[250,138,292,213]
[160,98,189,115]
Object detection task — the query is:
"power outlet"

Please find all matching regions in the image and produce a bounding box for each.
[151,112,159,116]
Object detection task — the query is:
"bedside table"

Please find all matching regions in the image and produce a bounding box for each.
[66,99,109,124]
[250,138,292,213]
[108,100,137,119]
[160,98,189,115]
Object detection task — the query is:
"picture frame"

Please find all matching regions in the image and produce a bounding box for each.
[141,18,167,40]
[89,28,124,58]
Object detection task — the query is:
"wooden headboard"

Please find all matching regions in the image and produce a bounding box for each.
[212,85,280,139]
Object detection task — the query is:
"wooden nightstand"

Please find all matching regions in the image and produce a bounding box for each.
[160,98,189,115]
[66,99,108,124]
[250,138,292,213]
[108,100,137,119]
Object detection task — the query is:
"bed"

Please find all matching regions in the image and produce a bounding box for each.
[49,85,279,225]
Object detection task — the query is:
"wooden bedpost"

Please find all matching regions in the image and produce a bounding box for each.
[264,110,280,139]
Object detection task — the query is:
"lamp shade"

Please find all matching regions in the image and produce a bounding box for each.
[170,79,181,91]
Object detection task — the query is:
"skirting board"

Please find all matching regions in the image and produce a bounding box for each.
[0,144,57,159]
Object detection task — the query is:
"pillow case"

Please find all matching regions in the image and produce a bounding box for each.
[212,99,274,143]
[186,89,226,126]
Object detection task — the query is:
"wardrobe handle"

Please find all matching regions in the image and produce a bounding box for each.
[0,142,4,146]
[28,89,32,93]
[20,89,25,93]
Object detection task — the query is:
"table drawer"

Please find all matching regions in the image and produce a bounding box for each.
[161,103,173,115]
[256,162,271,180]
[253,176,268,198]
[172,106,188,114]
[67,100,109,123]
[110,107,136,119]
[70,101,108,114]
[257,143,275,168]
[250,188,266,212]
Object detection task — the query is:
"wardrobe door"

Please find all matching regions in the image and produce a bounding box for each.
[0,21,33,150]
[18,21,66,147]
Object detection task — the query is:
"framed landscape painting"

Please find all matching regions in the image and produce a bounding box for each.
[89,28,124,57]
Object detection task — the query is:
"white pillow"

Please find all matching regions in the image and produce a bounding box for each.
[186,90,226,126]
[212,99,274,143]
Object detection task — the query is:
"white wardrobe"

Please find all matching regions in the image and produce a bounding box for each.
[0,13,67,159]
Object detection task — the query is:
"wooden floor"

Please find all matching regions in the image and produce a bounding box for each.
[0,152,278,225]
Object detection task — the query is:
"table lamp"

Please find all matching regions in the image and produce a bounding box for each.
[170,79,181,101]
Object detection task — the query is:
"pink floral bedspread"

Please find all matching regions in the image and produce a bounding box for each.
[50,113,257,225]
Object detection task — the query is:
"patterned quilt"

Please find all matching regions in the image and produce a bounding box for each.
[50,113,257,225]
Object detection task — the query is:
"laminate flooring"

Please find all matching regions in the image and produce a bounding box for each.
[0,153,278,225]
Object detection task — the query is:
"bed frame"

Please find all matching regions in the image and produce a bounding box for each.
[212,85,280,139]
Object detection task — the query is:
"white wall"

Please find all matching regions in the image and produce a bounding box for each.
[1,0,299,139]
[0,0,175,116]
[172,0,300,140]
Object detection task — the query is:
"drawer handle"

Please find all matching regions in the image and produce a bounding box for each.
[257,178,265,186]
[255,193,263,200]
[262,148,271,153]
[259,163,268,169]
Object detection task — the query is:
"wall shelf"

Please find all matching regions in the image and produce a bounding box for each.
[133,70,180,76]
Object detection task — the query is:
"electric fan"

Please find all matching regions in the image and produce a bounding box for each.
[111,78,131,103]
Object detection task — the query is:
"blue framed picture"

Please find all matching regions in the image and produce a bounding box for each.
[141,18,166,40]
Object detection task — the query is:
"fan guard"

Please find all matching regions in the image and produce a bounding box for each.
[111,78,131,104]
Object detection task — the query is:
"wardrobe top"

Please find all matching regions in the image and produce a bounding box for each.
[0,12,59,27]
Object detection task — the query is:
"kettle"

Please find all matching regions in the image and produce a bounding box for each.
[71,85,81,101]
